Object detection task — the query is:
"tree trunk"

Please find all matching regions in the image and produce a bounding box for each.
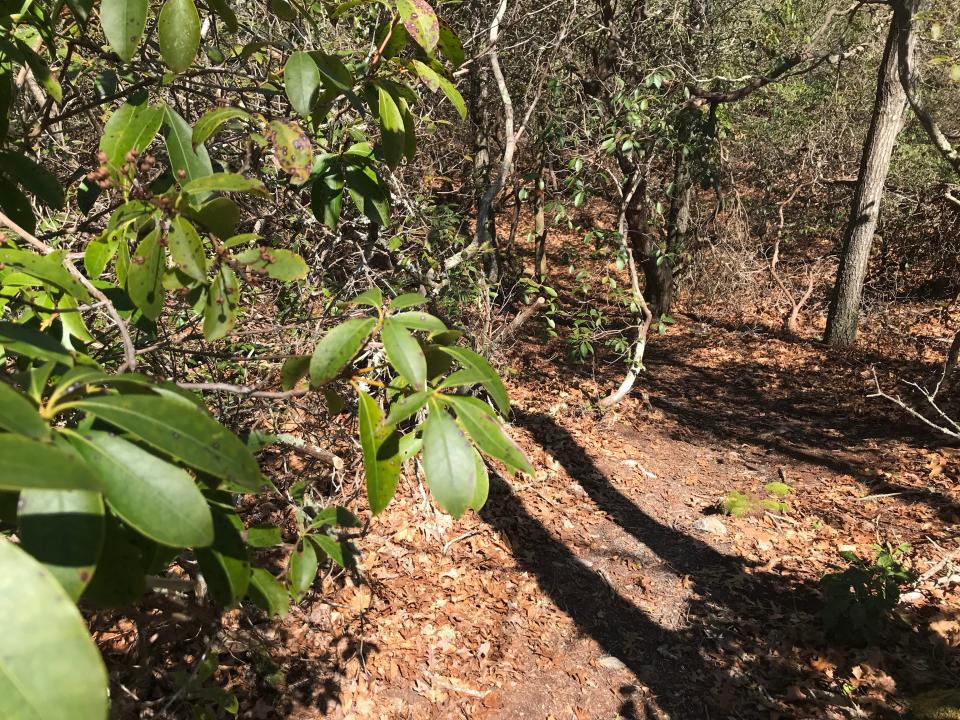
[824,6,915,346]
[626,191,673,318]
[534,161,548,281]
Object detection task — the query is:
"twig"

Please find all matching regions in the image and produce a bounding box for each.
[443,529,481,555]
[177,382,310,400]
[0,210,137,370]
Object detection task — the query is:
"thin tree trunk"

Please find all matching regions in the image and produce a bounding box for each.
[534,159,548,281]
[626,193,674,318]
[824,7,915,346]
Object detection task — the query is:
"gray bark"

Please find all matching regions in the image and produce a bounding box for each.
[824,6,916,346]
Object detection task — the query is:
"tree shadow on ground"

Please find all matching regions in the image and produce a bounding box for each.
[480,410,960,718]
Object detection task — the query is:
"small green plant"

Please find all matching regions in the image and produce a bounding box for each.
[820,542,915,646]
[721,482,792,516]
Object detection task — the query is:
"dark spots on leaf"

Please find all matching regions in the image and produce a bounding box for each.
[79,570,90,582]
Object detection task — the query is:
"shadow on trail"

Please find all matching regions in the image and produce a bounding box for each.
[480,410,959,718]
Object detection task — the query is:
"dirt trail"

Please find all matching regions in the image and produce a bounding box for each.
[250,313,959,720]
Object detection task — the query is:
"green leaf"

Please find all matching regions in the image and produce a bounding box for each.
[358,390,401,515]
[445,395,532,475]
[344,160,390,225]
[193,196,241,239]
[127,229,166,321]
[309,506,360,529]
[309,534,348,567]
[67,430,214,548]
[437,21,465,67]
[99,99,163,168]
[69,392,262,491]
[0,248,92,301]
[0,435,101,492]
[206,0,238,31]
[309,318,375,386]
[437,74,466,119]
[410,59,440,92]
[234,247,308,281]
[267,120,313,185]
[384,389,430,426]
[247,568,289,617]
[192,108,250,147]
[347,287,383,308]
[284,51,321,117]
[0,322,75,365]
[0,538,109,720]
[163,105,214,186]
[310,160,345,229]
[396,0,439,52]
[390,293,428,310]
[100,0,148,61]
[382,317,427,390]
[0,382,49,440]
[288,539,318,599]
[421,401,476,518]
[182,173,266,195]
[158,0,201,73]
[311,51,355,92]
[18,488,104,601]
[196,501,250,606]
[280,355,310,390]
[0,176,35,235]
[82,514,146,607]
[369,83,405,168]
[204,264,240,340]
[469,448,489,511]
[437,346,509,414]
[0,151,64,209]
[168,216,206,282]
[391,310,446,335]
[244,523,283,547]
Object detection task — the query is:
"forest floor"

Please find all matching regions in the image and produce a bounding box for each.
[109,231,960,720]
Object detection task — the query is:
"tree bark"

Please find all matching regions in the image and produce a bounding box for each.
[534,159,548,281]
[824,6,915,346]
[626,190,674,318]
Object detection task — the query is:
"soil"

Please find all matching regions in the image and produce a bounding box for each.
[105,231,960,720]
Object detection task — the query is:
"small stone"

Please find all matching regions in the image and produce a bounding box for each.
[598,656,627,671]
[693,516,728,535]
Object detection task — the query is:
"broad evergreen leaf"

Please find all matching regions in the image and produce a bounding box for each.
[0,151,64,209]
[391,310,447,335]
[68,431,214,548]
[191,107,249,147]
[284,51,321,116]
[183,173,266,195]
[309,534,348,567]
[99,99,163,168]
[0,248,92,301]
[437,74,466,119]
[0,539,109,720]
[396,0,439,52]
[347,287,383,308]
[437,345,510,414]
[18,488,104,601]
[100,0,148,61]
[390,293,428,310]
[203,264,240,340]
[280,355,310,390]
[344,160,390,225]
[444,395,532,475]
[384,389,430,426]
[69,393,262,491]
[469,447,489,511]
[381,317,427,390]
[369,83,405,168]
[288,539,319,599]
[126,229,166,321]
[0,435,101,492]
[163,105,213,186]
[234,247,308,281]
[421,401,476,518]
[247,568,289,617]
[168,216,206,281]
[357,390,401,514]
[196,499,250,607]
[0,176,35,234]
[437,20,465,67]
[0,381,50,440]
[82,515,146,607]
[266,120,313,185]
[309,318,375,386]
[158,0,201,73]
